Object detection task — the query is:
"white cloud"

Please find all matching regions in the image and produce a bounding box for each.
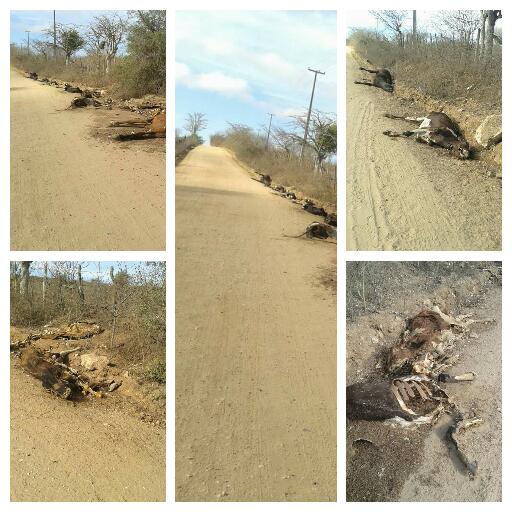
[202,37,235,56]
[176,11,337,114]
[175,62,190,81]
[176,62,252,101]
[195,72,250,98]
[277,107,306,118]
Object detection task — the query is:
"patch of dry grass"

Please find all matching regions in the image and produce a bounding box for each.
[350,29,501,111]
[211,131,336,206]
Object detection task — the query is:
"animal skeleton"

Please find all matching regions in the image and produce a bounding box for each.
[347,307,494,478]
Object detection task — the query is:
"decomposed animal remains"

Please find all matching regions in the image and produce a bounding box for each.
[383,112,471,159]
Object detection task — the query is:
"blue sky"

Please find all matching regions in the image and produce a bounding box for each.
[28,261,155,282]
[10,10,129,54]
[176,11,337,139]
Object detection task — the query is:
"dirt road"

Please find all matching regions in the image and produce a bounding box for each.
[175,146,336,501]
[346,52,501,250]
[10,69,165,250]
[10,362,165,502]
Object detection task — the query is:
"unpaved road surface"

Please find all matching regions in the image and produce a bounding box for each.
[176,146,336,501]
[346,263,501,501]
[346,52,501,250]
[10,69,165,250]
[11,361,165,501]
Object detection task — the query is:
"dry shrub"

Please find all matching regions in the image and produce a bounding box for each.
[175,135,200,161]
[10,262,166,380]
[210,127,336,206]
[12,47,112,89]
[350,29,501,110]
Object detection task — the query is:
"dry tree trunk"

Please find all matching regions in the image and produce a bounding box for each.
[109,266,117,349]
[479,11,487,60]
[42,262,48,310]
[11,262,18,293]
[484,10,500,62]
[20,261,31,296]
[77,264,85,307]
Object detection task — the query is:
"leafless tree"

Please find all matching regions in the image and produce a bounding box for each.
[31,39,53,60]
[88,14,128,74]
[85,27,106,73]
[77,264,85,307]
[370,10,408,47]
[269,126,296,157]
[11,262,19,293]
[435,10,480,45]
[108,266,134,348]
[42,262,48,309]
[290,110,337,172]
[184,112,208,136]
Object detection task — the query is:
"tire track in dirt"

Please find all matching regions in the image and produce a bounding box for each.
[346,51,501,251]
[347,99,392,249]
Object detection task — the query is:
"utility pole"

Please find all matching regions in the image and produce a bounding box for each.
[53,10,57,60]
[265,113,274,150]
[300,67,325,159]
[25,30,30,55]
[412,11,417,45]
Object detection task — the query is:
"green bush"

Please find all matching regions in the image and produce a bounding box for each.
[112,11,166,98]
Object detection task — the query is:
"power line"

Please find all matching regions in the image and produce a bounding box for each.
[300,67,325,159]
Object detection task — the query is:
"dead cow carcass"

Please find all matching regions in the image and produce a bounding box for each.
[20,347,79,399]
[383,112,471,159]
[252,171,271,187]
[324,212,337,227]
[286,221,337,240]
[112,112,166,141]
[354,67,394,93]
[37,321,104,341]
[346,306,487,477]
[303,202,327,217]
[69,97,102,109]
[64,83,82,93]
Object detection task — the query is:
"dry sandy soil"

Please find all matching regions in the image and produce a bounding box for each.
[346,52,501,250]
[346,262,501,502]
[10,342,166,502]
[175,146,336,501]
[10,69,165,250]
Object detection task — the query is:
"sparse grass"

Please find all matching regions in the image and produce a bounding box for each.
[211,130,337,206]
[350,29,501,110]
[11,53,112,89]
[10,10,165,99]
[144,361,166,384]
[346,261,501,320]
